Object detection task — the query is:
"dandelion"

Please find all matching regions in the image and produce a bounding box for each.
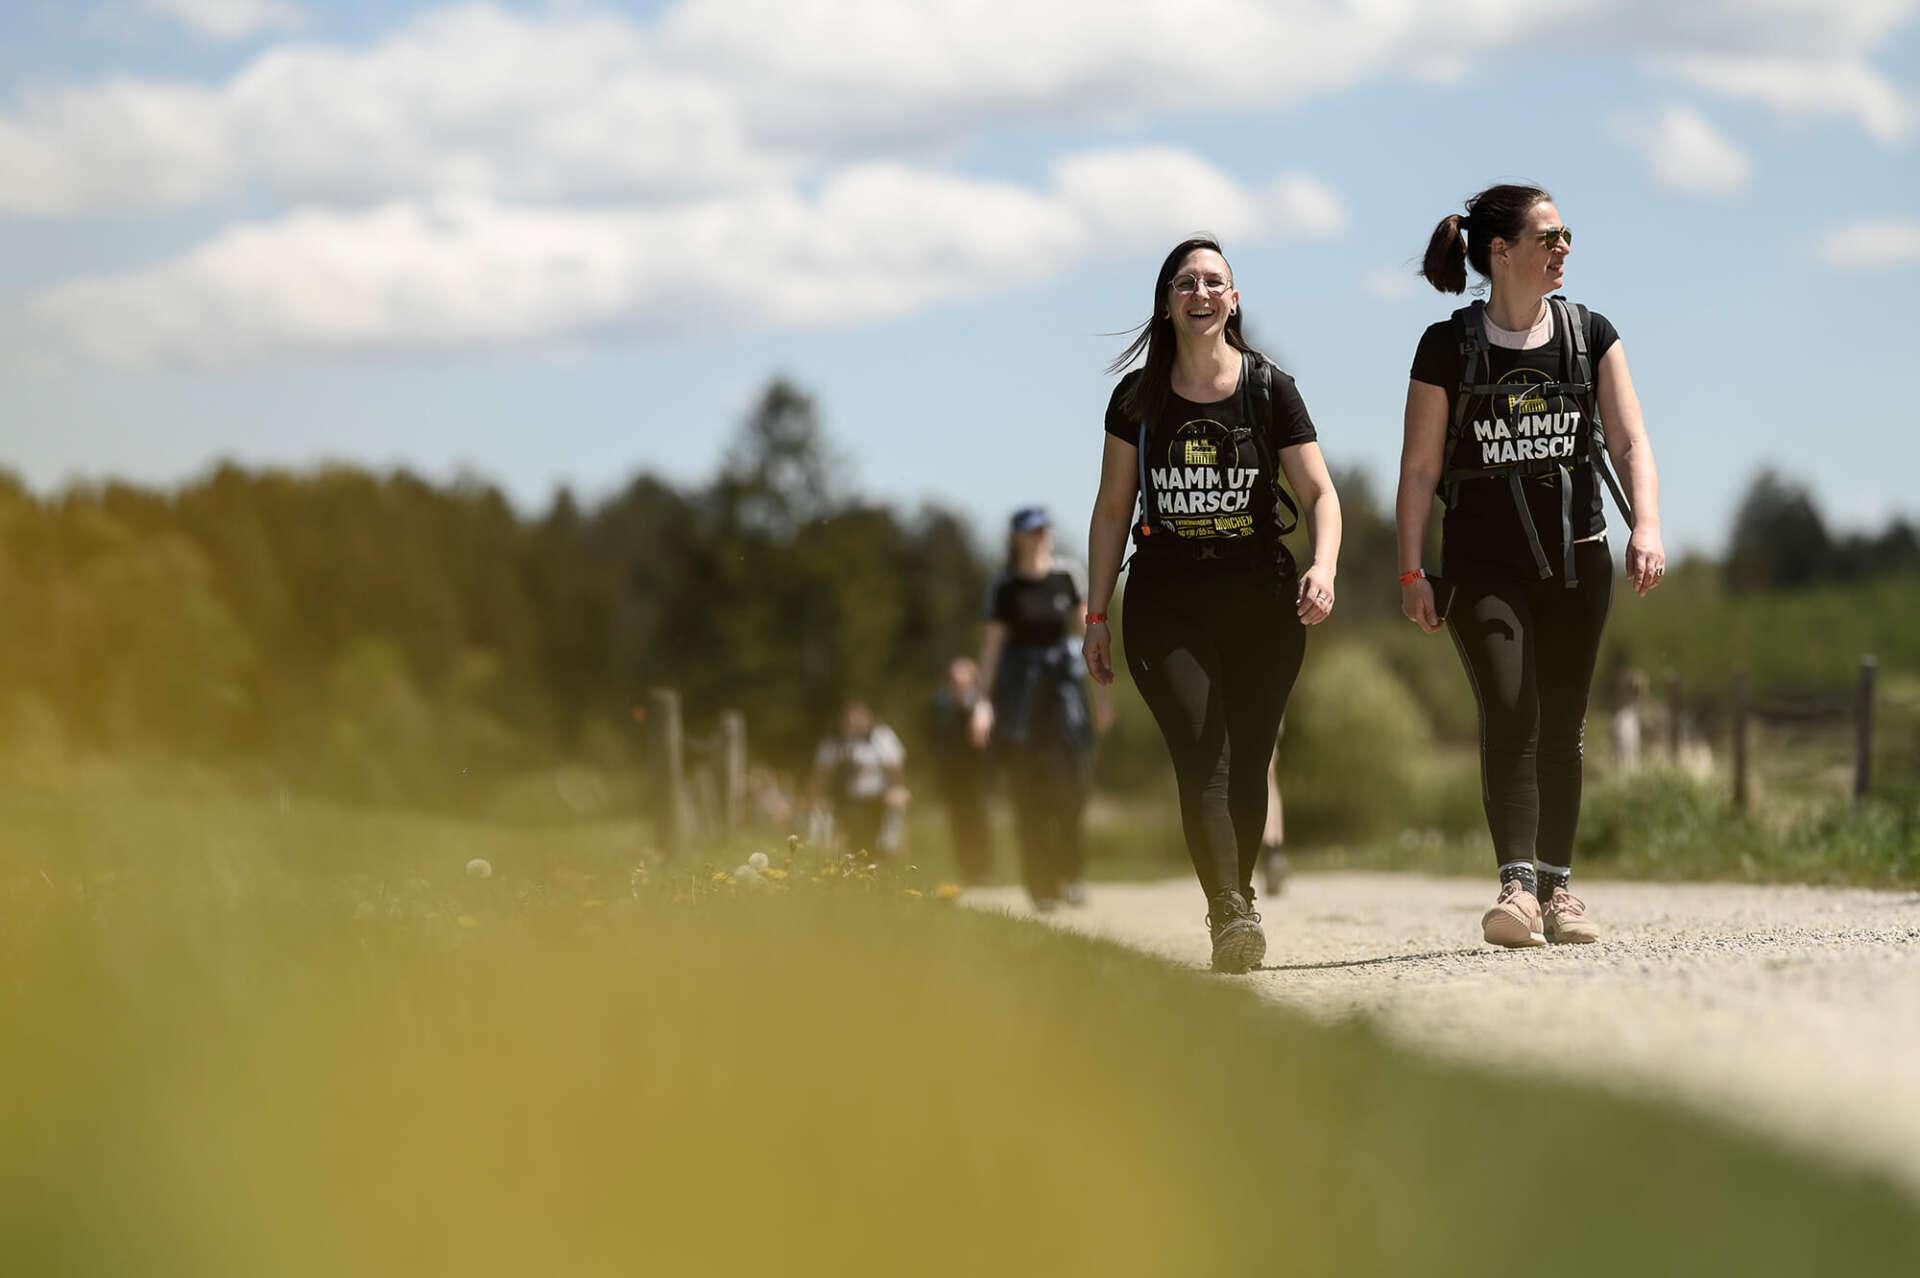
[711,871,732,883]
[465,858,493,880]
[935,883,963,902]
[747,851,770,871]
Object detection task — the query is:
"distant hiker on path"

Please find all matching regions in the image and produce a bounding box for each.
[928,656,994,885]
[1082,236,1343,973]
[1397,183,1666,948]
[971,508,1110,911]
[808,700,909,860]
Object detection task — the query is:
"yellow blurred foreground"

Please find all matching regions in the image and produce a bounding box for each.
[3,772,1919,1275]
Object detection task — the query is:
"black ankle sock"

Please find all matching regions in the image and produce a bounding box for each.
[1537,862,1570,901]
[1498,860,1537,898]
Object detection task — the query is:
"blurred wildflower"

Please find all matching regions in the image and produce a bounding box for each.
[935,883,963,902]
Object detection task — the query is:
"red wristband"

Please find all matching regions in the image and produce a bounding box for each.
[1398,569,1425,586]
[1085,612,1108,625]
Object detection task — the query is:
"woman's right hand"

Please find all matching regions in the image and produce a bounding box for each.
[1401,579,1442,633]
[1082,621,1115,687]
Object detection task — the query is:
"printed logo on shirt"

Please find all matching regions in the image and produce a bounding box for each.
[1468,366,1583,467]
[1150,418,1259,540]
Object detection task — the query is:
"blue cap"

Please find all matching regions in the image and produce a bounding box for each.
[1010,506,1050,534]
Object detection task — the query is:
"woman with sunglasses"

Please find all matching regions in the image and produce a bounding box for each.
[1397,183,1665,948]
[1083,236,1342,974]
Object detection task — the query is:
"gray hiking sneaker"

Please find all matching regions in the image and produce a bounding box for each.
[1206,889,1267,974]
[1542,887,1600,944]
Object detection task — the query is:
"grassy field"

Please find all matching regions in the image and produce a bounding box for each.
[4,763,1919,1274]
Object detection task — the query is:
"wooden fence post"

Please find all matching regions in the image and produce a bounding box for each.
[1664,672,1682,761]
[1854,655,1877,804]
[718,710,746,835]
[1732,671,1750,810]
[649,687,688,856]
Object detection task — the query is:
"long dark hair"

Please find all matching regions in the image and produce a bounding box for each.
[1421,183,1550,294]
[1106,236,1256,426]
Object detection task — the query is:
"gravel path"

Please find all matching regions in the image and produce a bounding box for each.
[968,873,1920,1196]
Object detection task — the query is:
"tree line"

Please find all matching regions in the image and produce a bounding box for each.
[1,382,1911,804]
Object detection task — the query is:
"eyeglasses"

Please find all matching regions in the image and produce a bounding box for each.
[1532,226,1573,249]
[1170,273,1234,296]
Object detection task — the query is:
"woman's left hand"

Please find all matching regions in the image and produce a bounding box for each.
[1296,564,1336,625]
[1626,526,1667,597]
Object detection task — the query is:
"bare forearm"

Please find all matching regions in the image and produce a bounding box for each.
[1395,468,1439,573]
[1306,490,1342,576]
[1610,428,1661,531]
[1087,508,1130,612]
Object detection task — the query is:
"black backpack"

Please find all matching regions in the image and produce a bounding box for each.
[1439,296,1635,587]
[1132,351,1301,570]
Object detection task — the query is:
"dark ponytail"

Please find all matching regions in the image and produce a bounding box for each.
[1107,235,1255,427]
[1420,183,1550,294]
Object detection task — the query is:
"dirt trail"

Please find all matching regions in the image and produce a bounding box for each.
[968,873,1920,1196]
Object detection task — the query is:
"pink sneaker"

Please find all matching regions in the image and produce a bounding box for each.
[1481,881,1546,948]
[1543,887,1600,944]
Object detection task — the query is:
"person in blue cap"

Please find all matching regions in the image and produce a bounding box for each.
[971,506,1111,910]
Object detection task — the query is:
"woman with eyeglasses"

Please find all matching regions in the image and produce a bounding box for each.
[1397,183,1665,948]
[1083,236,1342,974]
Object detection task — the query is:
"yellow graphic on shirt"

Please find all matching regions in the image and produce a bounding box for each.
[1468,365,1582,467]
[1150,418,1261,540]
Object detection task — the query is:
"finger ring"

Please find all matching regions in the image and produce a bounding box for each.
[1653,565,1665,576]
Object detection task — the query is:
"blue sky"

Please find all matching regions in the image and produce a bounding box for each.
[3,0,1917,560]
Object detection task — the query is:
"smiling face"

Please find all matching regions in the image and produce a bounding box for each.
[1166,248,1238,343]
[1495,199,1570,298]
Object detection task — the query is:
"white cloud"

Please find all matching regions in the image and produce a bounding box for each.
[1624,106,1753,195]
[141,0,307,42]
[27,149,1344,367]
[6,0,1913,218]
[1817,218,1920,267]
[1668,55,1915,142]
[1365,268,1419,300]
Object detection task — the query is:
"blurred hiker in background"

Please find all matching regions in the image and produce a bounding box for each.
[928,656,994,885]
[972,508,1110,911]
[1260,733,1288,897]
[1084,236,1343,973]
[1400,183,1665,949]
[808,700,909,860]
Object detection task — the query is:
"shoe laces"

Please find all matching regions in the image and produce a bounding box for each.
[1547,889,1586,917]
[1205,893,1260,930]
[1494,879,1532,906]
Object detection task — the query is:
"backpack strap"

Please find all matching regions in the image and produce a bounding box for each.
[1239,352,1301,537]
[1444,302,1490,511]
[1134,417,1155,542]
[1555,296,1637,541]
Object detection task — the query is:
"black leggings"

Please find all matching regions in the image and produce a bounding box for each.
[1122,561,1306,901]
[1002,735,1089,901]
[1446,540,1613,870]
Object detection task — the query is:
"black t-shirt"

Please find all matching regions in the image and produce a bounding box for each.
[1410,306,1619,579]
[1104,358,1317,555]
[985,564,1085,647]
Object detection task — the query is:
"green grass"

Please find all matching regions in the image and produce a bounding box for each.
[1291,767,1920,888]
[4,764,1920,1274]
